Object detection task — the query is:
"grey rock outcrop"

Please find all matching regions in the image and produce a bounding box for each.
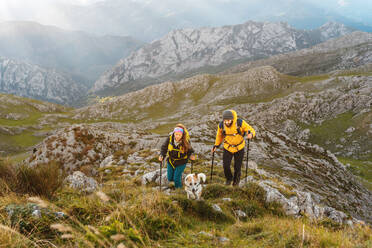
[224,31,372,76]
[142,169,168,186]
[65,171,98,193]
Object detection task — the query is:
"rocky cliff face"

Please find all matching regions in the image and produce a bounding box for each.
[224,31,372,76]
[0,57,87,105]
[91,21,355,95]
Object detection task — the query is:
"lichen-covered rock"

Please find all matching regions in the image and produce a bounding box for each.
[65,171,98,193]
[26,123,162,172]
[142,169,168,186]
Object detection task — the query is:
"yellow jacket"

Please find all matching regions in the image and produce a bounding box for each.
[214,110,256,153]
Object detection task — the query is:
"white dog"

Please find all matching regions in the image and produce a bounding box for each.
[184,173,206,200]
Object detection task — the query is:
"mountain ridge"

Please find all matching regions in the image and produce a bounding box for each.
[91,21,355,96]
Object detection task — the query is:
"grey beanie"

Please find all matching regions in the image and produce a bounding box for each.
[222,110,234,120]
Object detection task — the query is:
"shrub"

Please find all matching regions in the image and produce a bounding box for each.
[237,182,267,203]
[202,184,233,199]
[1,160,66,198]
[228,200,265,219]
[0,159,17,194]
[16,161,65,199]
[172,195,235,224]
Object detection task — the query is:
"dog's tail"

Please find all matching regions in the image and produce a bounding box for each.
[197,173,207,183]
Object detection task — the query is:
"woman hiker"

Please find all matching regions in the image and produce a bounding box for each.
[212,110,255,186]
[159,124,195,189]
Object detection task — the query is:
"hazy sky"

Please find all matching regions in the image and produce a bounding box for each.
[2,0,371,22]
[1,0,371,41]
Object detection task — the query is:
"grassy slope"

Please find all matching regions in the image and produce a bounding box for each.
[0,93,70,155]
[0,161,371,247]
[0,70,372,246]
[300,110,372,188]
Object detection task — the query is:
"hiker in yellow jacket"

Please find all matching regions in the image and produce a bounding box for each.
[212,110,255,186]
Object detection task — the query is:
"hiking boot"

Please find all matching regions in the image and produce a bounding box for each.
[232,181,240,187]
[225,180,232,186]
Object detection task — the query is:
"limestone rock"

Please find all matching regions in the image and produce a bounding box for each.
[65,171,98,193]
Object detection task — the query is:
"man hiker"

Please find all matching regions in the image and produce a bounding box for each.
[211,110,255,186]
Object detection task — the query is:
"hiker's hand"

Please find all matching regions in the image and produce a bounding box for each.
[190,155,196,161]
[247,133,253,139]
[211,146,217,153]
[158,155,163,162]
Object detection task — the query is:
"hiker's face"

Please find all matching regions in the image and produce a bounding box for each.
[224,119,233,127]
[174,132,183,142]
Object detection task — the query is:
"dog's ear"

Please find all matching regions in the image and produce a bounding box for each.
[184,174,191,185]
[197,173,206,183]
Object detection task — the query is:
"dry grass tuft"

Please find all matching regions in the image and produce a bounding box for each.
[50,223,73,233]
[96,191,111,203]
[27,197,49,208]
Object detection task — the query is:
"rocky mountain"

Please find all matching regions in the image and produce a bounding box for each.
[0,21,143,84]
[91,21,355,96]
[224,31,372,76]
[75,63,372,193]
[0,56,87,105]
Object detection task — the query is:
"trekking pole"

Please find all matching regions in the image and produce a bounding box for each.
[210,151,215,183]
[245,139,250,184]
[191,154,197,174]
[159,159,163,192]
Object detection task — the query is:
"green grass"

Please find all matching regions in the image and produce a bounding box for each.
[0,112,44,126]
[294,74,330,83]
[300,112,354,147]
[10,132,44,148]
[338,157,372,191]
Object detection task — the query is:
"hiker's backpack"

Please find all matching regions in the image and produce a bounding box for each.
[219,118,246,137]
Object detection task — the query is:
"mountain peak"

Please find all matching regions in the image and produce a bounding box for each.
[91,20,356,96]
[317,21,356,41]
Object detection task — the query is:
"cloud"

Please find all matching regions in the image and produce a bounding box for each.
[337,0,349,7]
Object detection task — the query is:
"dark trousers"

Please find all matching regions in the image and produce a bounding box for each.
[223,148,244,184]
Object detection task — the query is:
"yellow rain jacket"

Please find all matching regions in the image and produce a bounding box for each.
[214,110,256,153]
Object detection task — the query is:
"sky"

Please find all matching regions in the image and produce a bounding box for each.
[0,0,371,41]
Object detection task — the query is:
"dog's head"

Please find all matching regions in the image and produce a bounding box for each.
[184,173,206,193]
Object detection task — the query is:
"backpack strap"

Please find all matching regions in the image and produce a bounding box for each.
[219,119,245,137]
[237,118,245,137]
[219,121,225,136]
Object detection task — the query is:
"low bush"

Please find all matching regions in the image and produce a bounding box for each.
[0,160,65,199]
[16,162,65,199]
[0,159,17,194]
[172,195,235,224]
[228,199,265,219]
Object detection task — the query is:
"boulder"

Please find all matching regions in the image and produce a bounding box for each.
[65,171,98,193]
